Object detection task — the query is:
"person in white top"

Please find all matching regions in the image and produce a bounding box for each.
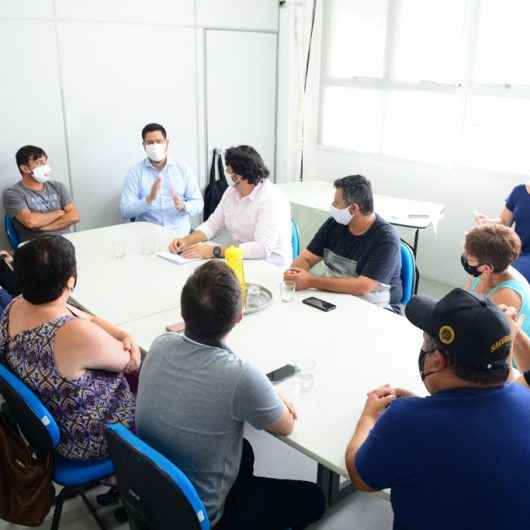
[169,145,292,267]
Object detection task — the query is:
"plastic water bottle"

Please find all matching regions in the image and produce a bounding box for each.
[225,246,247,304]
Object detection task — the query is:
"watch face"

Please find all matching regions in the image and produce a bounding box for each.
[213,246,221,258]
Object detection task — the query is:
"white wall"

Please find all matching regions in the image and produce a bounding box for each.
[298,2,525,288]
[0,0,279,242]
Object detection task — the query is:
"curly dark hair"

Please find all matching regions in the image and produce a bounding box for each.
[224,145,270,185]
[14,235,77,304]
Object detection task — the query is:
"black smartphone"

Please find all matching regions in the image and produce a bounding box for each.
[266,364,297,383]
[302,296,336,312]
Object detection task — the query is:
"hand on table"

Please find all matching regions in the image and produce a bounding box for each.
[279,393,298,420]
[359,384,396,421]
[180,243,213,260]
[283,267,314,291]
[122,335,141,373]
[169,237,190,254]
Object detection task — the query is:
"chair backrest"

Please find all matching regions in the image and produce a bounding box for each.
[291,219,301,259]
[0,363,59,455]
[400,240,416,305]
[106,424,209,530]
[4,215,20,250]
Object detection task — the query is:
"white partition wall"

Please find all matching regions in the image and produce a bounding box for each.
[0,0,54,18]
[55,0,194,26]
[197,0,278,31]
[0,19,70,228]
[0,1,280,244]
[59,23,198,230]
[206,30,278,176]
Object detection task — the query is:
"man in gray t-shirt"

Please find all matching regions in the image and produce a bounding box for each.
[3,145,80,242]
[136,261,325,530]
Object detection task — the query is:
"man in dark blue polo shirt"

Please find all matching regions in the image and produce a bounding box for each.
[345,288,530,530]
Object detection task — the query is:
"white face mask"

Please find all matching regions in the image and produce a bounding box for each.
[225,170,240,187]
[32,164,51,183]
[330,204,354,225]
[145,143,166,162]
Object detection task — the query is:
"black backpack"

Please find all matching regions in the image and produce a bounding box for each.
[203,149,227,221]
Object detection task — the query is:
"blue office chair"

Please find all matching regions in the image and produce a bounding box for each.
[106,424,210,530]
[4,214,20,250]
[291,219,301,258]
[400,240,416,305]
[0,363,113,530]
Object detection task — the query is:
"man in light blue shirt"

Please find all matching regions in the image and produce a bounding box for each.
[120,123,203,236]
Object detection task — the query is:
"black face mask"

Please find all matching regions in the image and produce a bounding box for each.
[461,254,482,277]
[418,349,438,381]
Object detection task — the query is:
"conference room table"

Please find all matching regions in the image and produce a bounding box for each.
[67,222,425,505]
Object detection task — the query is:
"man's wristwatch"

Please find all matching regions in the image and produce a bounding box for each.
[213,246,222,258]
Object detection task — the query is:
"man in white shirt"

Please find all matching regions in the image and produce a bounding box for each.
[169,145,292,267]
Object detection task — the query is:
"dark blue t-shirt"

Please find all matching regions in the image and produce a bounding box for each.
[307,215,402,307]
[506,184,530,254]
[356,384,530,530]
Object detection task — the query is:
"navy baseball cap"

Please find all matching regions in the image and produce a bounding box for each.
[405,288,511,370]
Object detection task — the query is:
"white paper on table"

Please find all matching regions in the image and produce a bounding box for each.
[157,252,200,265]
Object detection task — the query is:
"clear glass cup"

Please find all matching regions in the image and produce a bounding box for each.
[295,359,316,391]
[112,240,126,259]
[141,236,156,255]
[280,280,296,303]
[246,284,261,309]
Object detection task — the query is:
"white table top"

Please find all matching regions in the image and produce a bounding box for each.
[69,223,425,477]
[117,255,425,477]
[67,222,190,325]
[278,180,445,230]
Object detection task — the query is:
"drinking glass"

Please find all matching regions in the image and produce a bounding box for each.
[280,280,296,303]
[141,236,156,255]
[295,359,316,391]
[112,240,126,259]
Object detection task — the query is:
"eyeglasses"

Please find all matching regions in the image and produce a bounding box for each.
[143,140,166,145]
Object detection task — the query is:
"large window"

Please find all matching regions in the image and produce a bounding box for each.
[320,0,530,174]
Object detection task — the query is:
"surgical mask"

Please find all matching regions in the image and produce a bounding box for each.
[145,143,166,162]
[329,205,353,225]
[460,254,483,277]
[32,164,51,183]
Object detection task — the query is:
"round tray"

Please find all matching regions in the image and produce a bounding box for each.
[244,283,273,314]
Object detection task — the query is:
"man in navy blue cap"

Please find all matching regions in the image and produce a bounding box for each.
[344,288,530,530]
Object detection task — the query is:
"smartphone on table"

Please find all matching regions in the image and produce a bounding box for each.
[302,296,336,312]
[266,364,297,384]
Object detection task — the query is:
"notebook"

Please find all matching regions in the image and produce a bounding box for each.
[157,252,200,265]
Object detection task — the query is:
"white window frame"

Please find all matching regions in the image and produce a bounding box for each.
[318,0,530,169]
